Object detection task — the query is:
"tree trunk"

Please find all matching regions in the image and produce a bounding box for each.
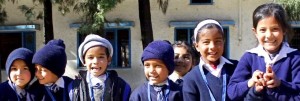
[44,0,54,44]
[138,0,154,49]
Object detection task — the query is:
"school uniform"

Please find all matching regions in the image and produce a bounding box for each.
[169,73,184,86]
[0,48,39,101]
[35,76,72,101]
[0,81,29,101]
[227,42,300,101]
[129,79,182,101]
[182,56,238,101]
[31,39,74,101]
[68,70,131,101]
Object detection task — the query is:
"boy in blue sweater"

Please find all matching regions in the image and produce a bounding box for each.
[227,3,300,101]
[182,19,238,101]
[0,48,40,100]
[68,34,131,101]
[130,40,182,101]
[33,39,73,101]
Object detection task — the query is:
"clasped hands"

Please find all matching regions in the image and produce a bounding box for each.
[247,64,281,92]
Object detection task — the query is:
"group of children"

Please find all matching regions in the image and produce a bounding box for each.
[1,2,300,101]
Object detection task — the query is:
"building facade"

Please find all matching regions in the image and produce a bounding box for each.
[0,0,281,89]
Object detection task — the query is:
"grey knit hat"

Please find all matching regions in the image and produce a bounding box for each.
[78,34,113,64]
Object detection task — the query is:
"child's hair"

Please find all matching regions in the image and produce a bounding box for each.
[78,34,113,64]
[252,3,291,34]
[193,19,224,42]
[172,41,195,64]
[141,40,175,75]
[32,39,67,78]
[6,48,34,80]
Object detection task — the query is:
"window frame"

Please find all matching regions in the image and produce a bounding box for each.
[190,0,213,5]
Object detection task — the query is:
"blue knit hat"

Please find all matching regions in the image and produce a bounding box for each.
[32,39,67,77]
[141,40,175,75]
[6,48,34,80]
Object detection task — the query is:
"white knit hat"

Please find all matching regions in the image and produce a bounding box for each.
[78,34,113,64]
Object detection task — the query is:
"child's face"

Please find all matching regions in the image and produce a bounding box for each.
[84,46,111,77]
[174,47,193,76]
[253,16,284,54]
[195,27,224,65]
[9,59,31,88]
[35,64,58,84]
[144,59,169,84]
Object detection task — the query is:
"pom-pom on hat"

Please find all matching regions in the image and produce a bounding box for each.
[141,40,175,75]
[32,39,67,77]
[6,48,34,80]
[78,34,113,64]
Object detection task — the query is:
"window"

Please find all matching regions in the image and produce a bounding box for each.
[77,28,131,68]
[0,32,35,70]
[290,28,300,50]
[190,0,213,4]
[174,27,229,58]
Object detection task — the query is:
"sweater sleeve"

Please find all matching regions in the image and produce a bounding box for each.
[268,58,300,100]
[227,53,253,100]
[129,86,142,101]
[182,70,198,101]
[244,87,264,101]
[122,82,131,101]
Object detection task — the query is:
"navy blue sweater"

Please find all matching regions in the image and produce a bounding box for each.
[228,51,300,101]
[0,80,43,101]
[68,70,131,101]
[182,59,238,101]
[129,80,182,101]
[37,76,73,101]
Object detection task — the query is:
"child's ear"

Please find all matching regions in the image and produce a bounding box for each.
[252,28,259,38]
[107,56,112,65]
[194,43,201,52]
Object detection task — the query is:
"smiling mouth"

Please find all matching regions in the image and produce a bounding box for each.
[91,67,101,70]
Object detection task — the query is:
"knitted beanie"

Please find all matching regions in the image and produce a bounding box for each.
[141,40,175,75]
[32,39,67,77]
[78,34,113,64]
[6,48,34,80]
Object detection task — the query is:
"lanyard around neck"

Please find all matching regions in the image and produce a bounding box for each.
[87,72,107,101]
[199,65,227,101]
[147,82,170,101]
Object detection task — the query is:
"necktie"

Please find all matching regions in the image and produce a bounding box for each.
[19,89,27,99]
[48,84,61,93]
[175,79,183,84]
[92,83,104,101]
[210,64,217,70]
[153,85,166,101]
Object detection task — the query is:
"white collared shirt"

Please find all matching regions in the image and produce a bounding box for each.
[169,72,183,83]
[247,42,297,65]
[86,72,107,87]
[149,79,169,86]
[44,77,65,88]
[199,56,233,77]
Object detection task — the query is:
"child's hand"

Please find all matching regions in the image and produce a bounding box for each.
[263,65,281,88]
[254,82,264,92]
[248,70,265,87]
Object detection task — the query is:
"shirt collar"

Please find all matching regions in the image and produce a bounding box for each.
[149,79,169,86]
[247,42,297,65]
[86,72,107,86]
[199,56,232,77]
[168,72,183,83]
[44,77,65,88]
